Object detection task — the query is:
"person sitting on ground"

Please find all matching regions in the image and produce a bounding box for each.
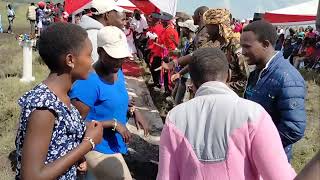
[282,38,295,59]
[293,39,316,69]
[15,23,103,180]
[306,27,316,39]
[79,0,125,63]
[157,48,296,180]
[70,26,149,180]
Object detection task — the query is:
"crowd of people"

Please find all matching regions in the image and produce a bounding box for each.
[11,0,320,179]
[276,26,320,71]
[0,1,68,35]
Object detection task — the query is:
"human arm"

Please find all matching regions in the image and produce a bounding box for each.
[251,111,296,180]
[162,54,192,71]
[276,80,306,148]
[21,109,103,180]
[71,99,132,143]
[157,120,179,180]
[128,98,149,136]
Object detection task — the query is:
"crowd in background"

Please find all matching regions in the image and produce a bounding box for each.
[0,0,318,179]
[276,26,320,71]
[0,1,68,35]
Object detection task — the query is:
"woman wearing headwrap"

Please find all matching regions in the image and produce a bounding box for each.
[202,8,248,94]
[163,8,248,95]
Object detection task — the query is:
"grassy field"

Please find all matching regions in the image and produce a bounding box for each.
[0,1,319,179]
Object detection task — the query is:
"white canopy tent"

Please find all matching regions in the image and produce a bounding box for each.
[264,0,318,26]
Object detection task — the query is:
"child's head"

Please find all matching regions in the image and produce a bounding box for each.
[38,23,93,80]
[189,48,229,89]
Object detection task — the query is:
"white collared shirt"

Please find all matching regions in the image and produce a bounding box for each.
[258,51,280,80]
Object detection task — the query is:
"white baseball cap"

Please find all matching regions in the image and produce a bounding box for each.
[91,0,123,15]
[178,19,198,32]
[97,26,132,59]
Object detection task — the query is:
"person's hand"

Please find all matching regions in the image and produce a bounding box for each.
[133,110,150,136]
[77,161,88,173]
[162,62,174,71]
[171,73,181,82]
[84,121,103,145]
[116,123,132,144]
[129,97,135,108]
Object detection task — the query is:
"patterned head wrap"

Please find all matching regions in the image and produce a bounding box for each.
[203,8,234,44]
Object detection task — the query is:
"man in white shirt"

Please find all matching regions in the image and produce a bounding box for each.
[79,0,124,63]
[131,9,148,38]
[131,10,149,60]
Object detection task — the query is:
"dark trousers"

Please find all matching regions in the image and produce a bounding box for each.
[174,77,187,104]
[150,56,162,87]
[163,70,170,94]
[7,18,13,33]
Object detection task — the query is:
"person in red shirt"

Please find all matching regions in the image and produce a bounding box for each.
[161,13,179,52]
[147,13,165,89]
[159,12,179,95]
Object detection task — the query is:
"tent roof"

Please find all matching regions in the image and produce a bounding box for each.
[264,0,318,26]
[269,0,318,16]
[65,0,138,15]
[65,0,177,16]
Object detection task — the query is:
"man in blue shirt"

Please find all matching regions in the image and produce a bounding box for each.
[240,20,306,162]
[70,26,149,179]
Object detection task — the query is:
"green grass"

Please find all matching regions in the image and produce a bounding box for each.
[0,1,319,178]
[0,2,49,179]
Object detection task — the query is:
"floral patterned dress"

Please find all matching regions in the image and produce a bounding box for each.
[15,83,85,180]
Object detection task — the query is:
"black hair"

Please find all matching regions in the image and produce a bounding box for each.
[194,6,209,16]
[31,3,35,6]
[38,23,88,72]
[189,48,229,88]
[243,20,277,47]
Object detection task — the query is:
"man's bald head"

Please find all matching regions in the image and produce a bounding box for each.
[193,6,209,26]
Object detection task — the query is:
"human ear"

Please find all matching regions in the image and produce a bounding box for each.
[65,54,75,69]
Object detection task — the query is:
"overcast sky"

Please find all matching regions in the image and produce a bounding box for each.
[177,0,313,19]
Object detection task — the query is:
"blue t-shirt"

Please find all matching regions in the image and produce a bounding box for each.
[69,70,129,154]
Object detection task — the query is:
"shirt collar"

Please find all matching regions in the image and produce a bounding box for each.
[258,51,279,79]
[195,81,238,98]
[264,51,279,70]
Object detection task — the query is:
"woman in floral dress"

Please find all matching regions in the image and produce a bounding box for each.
[15,23,103,180]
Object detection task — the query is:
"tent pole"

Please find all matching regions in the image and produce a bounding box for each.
[316,0,320,31]
[72,14,75,24]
